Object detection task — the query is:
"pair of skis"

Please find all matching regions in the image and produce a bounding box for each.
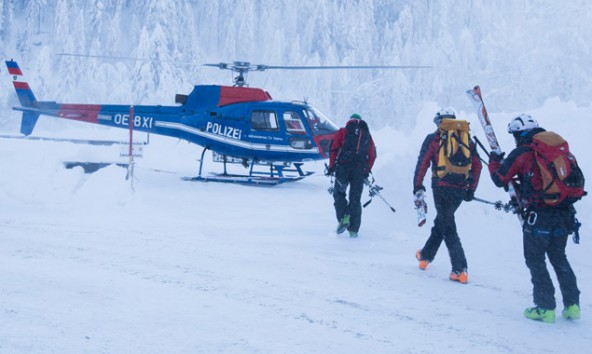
[415,86,521,227]
[466,86,522,223]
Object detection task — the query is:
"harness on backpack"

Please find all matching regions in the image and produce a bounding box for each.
[436,119,472,182]
[338,120,371,167]
[530,131,586,206]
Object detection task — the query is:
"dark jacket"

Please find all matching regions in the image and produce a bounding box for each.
[413,131,482,193]
[488,128,546,209]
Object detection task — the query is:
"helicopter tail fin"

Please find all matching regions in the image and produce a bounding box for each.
[5,60,40,135]
[6,60,38,106]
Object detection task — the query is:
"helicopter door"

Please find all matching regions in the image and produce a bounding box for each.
[283,111,313,150]
[249,110,286,154]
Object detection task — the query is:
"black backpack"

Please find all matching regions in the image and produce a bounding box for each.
[338,120,372,167]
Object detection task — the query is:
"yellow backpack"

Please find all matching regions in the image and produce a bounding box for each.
[435,119,472,180]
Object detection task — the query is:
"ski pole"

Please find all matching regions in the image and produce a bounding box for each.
[373,192,397,212]
[363,179,396,212]
[472,136,491,165]
[473,135,490,159]
[327,178,335,195]
[472,196,514,213]
[472,196,499,206]
[325,163,336,195]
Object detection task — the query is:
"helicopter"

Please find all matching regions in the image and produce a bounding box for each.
[4,59,429,185]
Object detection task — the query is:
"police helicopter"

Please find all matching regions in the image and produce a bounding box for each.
[5,59,429,185]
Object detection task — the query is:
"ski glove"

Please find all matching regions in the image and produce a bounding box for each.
[489,151,505,162]
[414,189,425,207]
[413,185,426,195]
[325,165,336,176]
[463,189,475,202]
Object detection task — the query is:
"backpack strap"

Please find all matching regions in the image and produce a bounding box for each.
[450,132,472,154]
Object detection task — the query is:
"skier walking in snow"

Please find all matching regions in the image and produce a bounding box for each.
[488,114,581,323]
[326,113,377,238]
[413,107,482,283]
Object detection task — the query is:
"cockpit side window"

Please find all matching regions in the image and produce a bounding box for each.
[303,108,338,135]
[251,110,279,131]
[283,111,306,134]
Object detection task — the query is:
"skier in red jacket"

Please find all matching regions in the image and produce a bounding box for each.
[327,113,376,238]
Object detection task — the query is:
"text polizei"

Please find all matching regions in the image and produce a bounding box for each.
[206,122,242,140]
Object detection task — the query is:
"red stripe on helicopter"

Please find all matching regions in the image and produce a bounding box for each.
[7,66,23,76]
[57,104,102,123]
[218,86,272,107]
[13,81,31,90]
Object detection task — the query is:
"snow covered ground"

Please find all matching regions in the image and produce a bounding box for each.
[1,99,591,353]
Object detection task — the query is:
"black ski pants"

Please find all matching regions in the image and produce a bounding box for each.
[333,165,365,233]
[420,187,467,272]
[523,206,580,310]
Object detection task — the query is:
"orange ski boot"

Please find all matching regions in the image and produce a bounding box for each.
[416,250,429,270]
[449,270,469,284]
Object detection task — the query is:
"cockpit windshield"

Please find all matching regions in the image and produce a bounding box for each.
[303,107,339,136]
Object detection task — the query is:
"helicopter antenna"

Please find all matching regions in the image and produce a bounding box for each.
[203,61,432,87]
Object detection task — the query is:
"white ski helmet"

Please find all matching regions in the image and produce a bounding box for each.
[434,107,456,125]
[507,113,539,133]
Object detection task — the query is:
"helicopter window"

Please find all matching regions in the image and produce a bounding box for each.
[289,137,313,150]
[251,110,279,131]
[304,107,339,135]
[283,112,306,134]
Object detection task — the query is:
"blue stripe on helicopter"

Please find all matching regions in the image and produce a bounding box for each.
[154,121,319,154]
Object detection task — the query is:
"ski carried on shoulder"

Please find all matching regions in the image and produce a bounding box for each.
[465,85,523,223]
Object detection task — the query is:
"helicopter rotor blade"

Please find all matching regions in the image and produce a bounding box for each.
[57,55,431,87]
[57,53,149,61]
[56,52,199,66]
[259,65,432,70]
[203,63,230,69]
[203,62,432,73]
[59,55,431,71]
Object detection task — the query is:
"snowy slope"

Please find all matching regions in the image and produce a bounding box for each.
[1,99,590,354]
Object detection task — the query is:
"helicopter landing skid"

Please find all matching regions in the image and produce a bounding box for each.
[182,148,313,186]
[182,163,313,186]
[181,172,311,186]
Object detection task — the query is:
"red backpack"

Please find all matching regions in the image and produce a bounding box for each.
[531,131,586,206]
